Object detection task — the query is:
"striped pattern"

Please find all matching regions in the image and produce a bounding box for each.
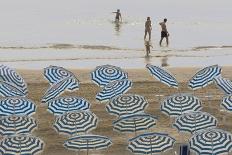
[0,81,25,97]
[0,134,44,155]
[188,65,221,90]
[189,128,232,155]
[96,79,132,102]
[54,110,98,136]
[146,64,178,88]
[106,94,148,117]
[0,115,37,136]
[128,132,176,154]
[44,65,74,84]
[214,75,232,95]
[42,77,79,103]
[113,113,157,133]
[0,97,36,116]
[64,134,112,151]
[47,96,90,115]
[91,64,128,87]
[0,65,28,95]
[221,95,232,112]
[161,93,202,117]
[173,111,217,134]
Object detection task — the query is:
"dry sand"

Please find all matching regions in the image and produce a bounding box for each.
[4,66,232,155]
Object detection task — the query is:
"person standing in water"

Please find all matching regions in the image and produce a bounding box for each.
[144,17,152,41]
[159,18,169,46]
[112,9,122,22]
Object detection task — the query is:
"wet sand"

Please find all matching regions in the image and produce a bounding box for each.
[8,67,232,155]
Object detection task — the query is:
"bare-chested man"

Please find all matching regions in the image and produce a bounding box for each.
[144,17,152,41]
[112,9,122,22]
[159,18,169,46]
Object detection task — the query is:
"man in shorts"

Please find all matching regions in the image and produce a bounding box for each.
[159,18,169,46]
[144,17,152,41]
[112,9,122,22]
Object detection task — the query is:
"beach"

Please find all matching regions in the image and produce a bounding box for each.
[8,67,231,155]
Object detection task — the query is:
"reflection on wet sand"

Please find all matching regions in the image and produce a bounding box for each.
[114,21,122,36]
[161,56,168,67]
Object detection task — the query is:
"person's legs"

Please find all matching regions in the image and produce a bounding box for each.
[144,30,147,40]
[166,37,169,45]
[148,31,151,41]
[160,37,164,46]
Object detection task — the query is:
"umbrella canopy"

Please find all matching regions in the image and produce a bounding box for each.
[91,64,128,87]
[106,94,148,117]
[54,110,98,136]
[44,65,74,85]
[42,77,79,103]
[0,97,36,116]
[214,75,232,95]
[0,81,25,97]
[221,95,232,112]
[161,93,202,117]
[188,65,221,90]
[0,64,28,95]
[113,113,157,133]
[128,132,176,154]
[64,134,112,152]
[0,134,44,155]
[0,115,37,136]
[189,128,232,155]
[47,96,90,115]
[173,111,217,134]
[146,64,178,88]
[96,79,132,102]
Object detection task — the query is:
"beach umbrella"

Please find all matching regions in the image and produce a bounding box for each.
[91,64,128,87]
[44,65,74,85]
[214,75,232,95]
[41,76,79,103]
[0,81,25,97]
[113,113,157,133]
[188,65,221,90]
[96,79,132,102]
[161,93,202,117]
[0,64,28,95]
[54,110,98,136]
[0,134,44,155]
[47,96,90,115]
[64,134,112,155]
[221,95,232,112]
[189,128,232,155]
[146,64,178,88]
[106,94,148,117]
[128,132,176,154]
[173,111,217,134]
[0,97,36,116]
[0,115,37,136]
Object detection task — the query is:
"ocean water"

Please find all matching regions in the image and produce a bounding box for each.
[0,0,232,69]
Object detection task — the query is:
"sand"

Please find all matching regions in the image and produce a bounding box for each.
[3,66,232,155]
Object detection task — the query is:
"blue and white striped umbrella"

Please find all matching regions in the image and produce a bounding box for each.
[96,79,132,102]
[64,134,112,153]
[0,81,25,97]
[173,111,217,134]
[54,110,98,136]
[0,134,44,155]
[44,65,74,85]
[146,64,178,88]
[189,128,232,155]
[47,96,90,115]
[42,77,79,103]
[214,75,232,95]
[0,65,28,95]
[91,64,128,87]
[221,95,232,112]
[106,94,148,117]
[0,115,37,136]
[128,132,176,154]
[113,113,157,133]
[0,97,36,116]
[161,93,202,117]
[188,65,221,90]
